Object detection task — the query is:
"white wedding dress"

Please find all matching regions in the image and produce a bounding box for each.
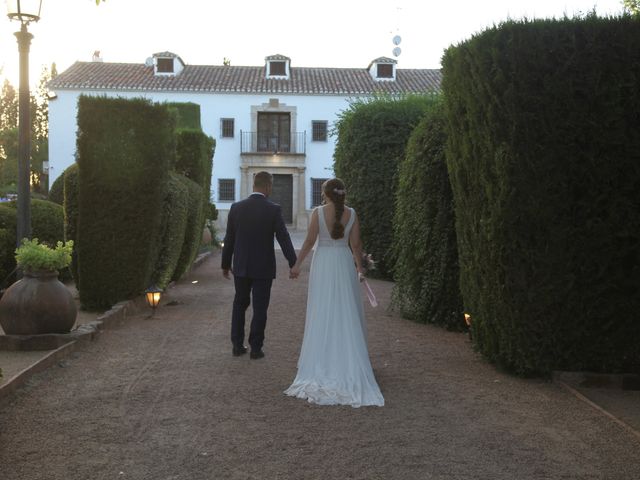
[284,206,384,407]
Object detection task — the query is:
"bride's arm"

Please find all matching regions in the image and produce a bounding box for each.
[291,208,319,277]
[349,212,365,278]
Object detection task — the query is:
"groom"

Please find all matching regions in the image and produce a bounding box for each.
[221,171,297,359]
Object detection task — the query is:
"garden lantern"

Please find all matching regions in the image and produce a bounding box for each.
[145,285,162,315]
[6,0,43,249]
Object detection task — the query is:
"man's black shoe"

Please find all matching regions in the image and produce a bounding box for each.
[232,346,248,356]
[250,350,265,360]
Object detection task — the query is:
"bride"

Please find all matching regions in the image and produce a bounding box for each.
[285,178,384,407]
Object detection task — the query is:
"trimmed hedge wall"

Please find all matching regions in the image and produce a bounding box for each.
[76,96,174,309]
[63,164,80,285]
[333,95,437,278]
[175,128,215,202]
[442,15,640,374]
[171,127,214,281]
[166,102,202,130]
[391,100,464,330]
[171,175,204,281]
[151,172,189,289]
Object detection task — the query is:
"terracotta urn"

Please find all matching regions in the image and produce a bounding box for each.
[0,270,77,335]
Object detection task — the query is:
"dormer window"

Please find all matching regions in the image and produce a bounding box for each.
[157,58,174,73]
[369,57,397,82]
[377,64,393,78]
[269,61,286,76]
[265,54,291,80]
[152,51,185,77]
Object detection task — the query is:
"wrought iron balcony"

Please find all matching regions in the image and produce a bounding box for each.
[240,131,306,155]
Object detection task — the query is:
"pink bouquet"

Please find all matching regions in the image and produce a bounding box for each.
[359,252,378,307]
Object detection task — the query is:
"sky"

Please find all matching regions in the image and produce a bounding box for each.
[0,0,627,87]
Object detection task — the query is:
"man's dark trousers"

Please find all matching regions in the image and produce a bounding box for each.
[231,276,273,351]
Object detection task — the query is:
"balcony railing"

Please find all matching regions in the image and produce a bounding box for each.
[240,131,306,155]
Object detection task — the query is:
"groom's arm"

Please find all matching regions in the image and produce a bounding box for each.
[273,205,297,268]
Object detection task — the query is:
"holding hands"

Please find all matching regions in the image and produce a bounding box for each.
[290,265,300,279]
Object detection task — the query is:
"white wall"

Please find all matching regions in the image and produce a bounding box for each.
[48,89,360,212]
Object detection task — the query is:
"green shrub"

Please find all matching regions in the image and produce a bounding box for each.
[391,101,464,330]
[48,172,65,205]
[76,96,174,309]
[63,164,80,285]
[205,202,218,221]
[333,95,437,279]
[0,208,16,288]
[442,15,640,375]
[27,199,65,246]
[171,175,204,281]
[151,172,189,289]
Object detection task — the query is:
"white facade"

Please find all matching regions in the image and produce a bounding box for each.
[48,53,441,229]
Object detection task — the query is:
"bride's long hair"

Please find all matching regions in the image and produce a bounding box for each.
[322,178,346,239]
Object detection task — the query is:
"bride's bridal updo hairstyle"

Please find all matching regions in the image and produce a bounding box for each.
[322,178,347,239]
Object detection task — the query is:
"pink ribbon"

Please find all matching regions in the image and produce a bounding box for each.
[362,279,378,307]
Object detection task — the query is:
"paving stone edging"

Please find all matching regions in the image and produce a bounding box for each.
[0,251,212,401]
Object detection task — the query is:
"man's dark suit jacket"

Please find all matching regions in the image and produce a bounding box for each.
[221,193,297,279]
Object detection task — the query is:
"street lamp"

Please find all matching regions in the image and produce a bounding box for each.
[6,0,43,247]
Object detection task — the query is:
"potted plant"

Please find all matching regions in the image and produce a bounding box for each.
[0,239,77,335]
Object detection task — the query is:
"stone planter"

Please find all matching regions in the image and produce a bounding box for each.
[0,270,77,335]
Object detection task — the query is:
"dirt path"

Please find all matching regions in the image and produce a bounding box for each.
[1,251,639,479]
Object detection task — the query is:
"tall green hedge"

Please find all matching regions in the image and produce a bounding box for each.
[76,96,174,309]
[333,95,437,278]
[175,129,215,201]
[391,101,464,330]
[170,127,214,281]
[63,164,80,285]
[166,102,202,130]
[442,15,640,374]
[151,172,189,289]
[171,176,204,281]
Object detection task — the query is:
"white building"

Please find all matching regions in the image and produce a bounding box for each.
[48,52,441,229]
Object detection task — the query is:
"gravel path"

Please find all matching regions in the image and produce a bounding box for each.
[1,251,639,479]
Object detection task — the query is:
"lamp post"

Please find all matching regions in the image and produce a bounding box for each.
[6,0,43,248]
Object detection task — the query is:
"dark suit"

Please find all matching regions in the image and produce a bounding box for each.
[221,193,297,352]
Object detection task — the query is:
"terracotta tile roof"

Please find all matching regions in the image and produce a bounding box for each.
[49,61,442,95]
